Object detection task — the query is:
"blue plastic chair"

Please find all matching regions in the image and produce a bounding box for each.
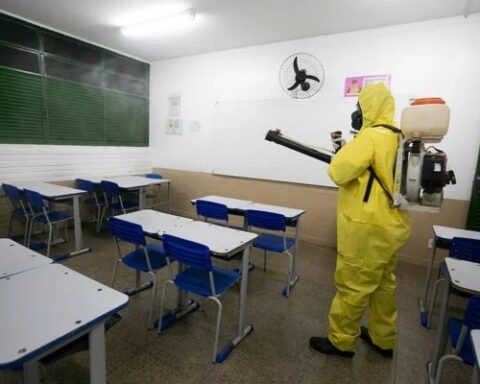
[196,200,230,225]
[428,238,480,328]
[109,217,167,328]
[99,181,138,229]
[2,184,30,245]
[435,295,480,383]
[157,234,241,363]
[145,173,163,180]
[246,209,296,297]
[24,189,73,257]
[76,179,105,232]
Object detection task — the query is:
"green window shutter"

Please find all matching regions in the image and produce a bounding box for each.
[47,78,105,145]
[106,91,148,146]
[0,67,43,143]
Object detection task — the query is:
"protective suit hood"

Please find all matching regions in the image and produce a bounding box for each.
[358,82,396,130]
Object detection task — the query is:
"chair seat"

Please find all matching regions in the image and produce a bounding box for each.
[33,210,73,224]
[122,244,167,272]
[174,266,240,297]
[449,317,475,366]
[253,233,295,252]
[109,200,138,211]
[84,197,105,206]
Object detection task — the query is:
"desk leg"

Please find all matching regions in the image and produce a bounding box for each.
[472,363,479,384]
[54,196,91,261]
[238,246,250,333]
[215,246,254,363]
[139,187,146,210]
[73,196,82,252]
[23,360,40,384]
[167,182,171,213]
[419,233,437,327]
[89,321,106,384]
[427,277,450,383]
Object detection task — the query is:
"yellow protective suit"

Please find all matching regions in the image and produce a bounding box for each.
[327,82,411,352]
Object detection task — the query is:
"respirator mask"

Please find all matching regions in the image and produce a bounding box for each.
[351,103,363,131]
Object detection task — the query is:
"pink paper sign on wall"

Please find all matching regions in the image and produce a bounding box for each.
[344,74,391,97]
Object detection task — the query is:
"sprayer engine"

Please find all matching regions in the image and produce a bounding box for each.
[394,98,456,211]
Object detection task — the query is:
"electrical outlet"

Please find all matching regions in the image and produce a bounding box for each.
[427,239,434,249]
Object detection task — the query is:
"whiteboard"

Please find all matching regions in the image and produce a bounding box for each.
[207,96,411,187]
[207,97,358,187]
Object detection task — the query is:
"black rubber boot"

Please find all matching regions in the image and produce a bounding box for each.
[359,327,393,358]
[309,337,354,358]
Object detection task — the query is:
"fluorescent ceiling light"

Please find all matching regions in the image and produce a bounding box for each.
[121,10,196,37]
[112,4,189,28]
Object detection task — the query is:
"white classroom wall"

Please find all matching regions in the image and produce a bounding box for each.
[150,14,480,201]
[0,145,153,184]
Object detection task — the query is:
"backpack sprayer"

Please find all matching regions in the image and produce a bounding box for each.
[265,98,455,212]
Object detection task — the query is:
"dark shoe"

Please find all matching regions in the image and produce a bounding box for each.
[359,327,393,358]
[309,337,354,358]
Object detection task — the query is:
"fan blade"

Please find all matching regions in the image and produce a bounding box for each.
[288,82,300,91]
[305,75,320,82]
[293,57,300,74]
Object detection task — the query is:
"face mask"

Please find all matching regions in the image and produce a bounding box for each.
[351,103,363,130]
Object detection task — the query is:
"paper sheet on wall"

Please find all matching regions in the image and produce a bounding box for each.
[168,93,181,116]
[166,118,183,135]
[189,120,202,133]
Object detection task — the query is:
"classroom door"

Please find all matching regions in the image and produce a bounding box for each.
[466,148,480,231]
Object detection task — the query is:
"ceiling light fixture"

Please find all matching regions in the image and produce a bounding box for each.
[121,10,196,37]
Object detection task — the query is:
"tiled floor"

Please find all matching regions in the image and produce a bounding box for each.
[1,226,473,383]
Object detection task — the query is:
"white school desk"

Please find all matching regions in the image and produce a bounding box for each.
[0,263,128,384]
[191,195,253,210]
[0,238,52,279]
[87,176,172,211]
[114,209,193,237]
[471,330,480,384]
[160,221,258,362]
[192,196,305,295]
[419,225,480,328]
[9,181,89,259]
[427,258,480,383]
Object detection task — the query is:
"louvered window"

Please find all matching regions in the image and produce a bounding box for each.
[0,13,149,147]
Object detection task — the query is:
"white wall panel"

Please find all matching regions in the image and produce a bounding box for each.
[0,144,153,183]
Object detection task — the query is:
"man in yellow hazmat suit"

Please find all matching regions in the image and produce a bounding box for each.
[310,82,411,358]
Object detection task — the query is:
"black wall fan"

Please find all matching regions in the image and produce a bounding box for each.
[279,53,325,99]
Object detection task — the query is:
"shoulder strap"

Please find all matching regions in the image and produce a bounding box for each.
[363,166,394,203]
[371,123,402,135]
[363,124,400,204]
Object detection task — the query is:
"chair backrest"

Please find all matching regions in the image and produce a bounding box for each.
[196,200,228,222]
[450,238,480,263]
[464,295,480,329]
[2,183,23,201]
[101,180,120,196]
[76,178,95,193]
[245,210,286,231]
[24,189,45,210]
[162,234,212,271]
[145,173,163,179]
[108,217,146,246]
